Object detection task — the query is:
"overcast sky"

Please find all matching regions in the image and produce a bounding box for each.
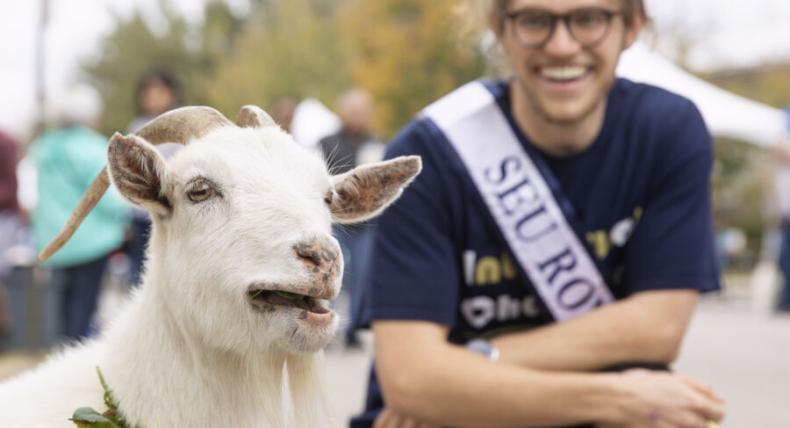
[2,0,790,139]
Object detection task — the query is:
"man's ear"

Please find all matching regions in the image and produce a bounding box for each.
[330,156,422,224]
[623,14,646,50]
[107,132,171,216]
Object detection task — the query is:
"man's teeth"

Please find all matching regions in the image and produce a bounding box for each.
[541,66,586,80]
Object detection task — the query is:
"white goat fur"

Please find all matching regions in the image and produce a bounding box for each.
[0,122,421,427]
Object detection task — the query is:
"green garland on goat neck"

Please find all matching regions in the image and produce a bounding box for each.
[70,367,141,428]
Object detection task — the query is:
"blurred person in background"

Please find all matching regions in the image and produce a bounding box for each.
[30,84,130,341]
[771,137,790,313]
[124,68,183,287]
[0,130,23,340]
[269,96,299,133]
[352,0,724,427]
[319,88,385,348]
[127,68,184,134]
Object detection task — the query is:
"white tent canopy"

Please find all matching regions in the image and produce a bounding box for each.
[291,98,341,147]
[618,42,788,147]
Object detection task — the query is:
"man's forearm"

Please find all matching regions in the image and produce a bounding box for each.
[490,290,698,371]
[376,333,622,427]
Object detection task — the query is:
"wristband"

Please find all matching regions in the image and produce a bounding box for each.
[466,339,500,361]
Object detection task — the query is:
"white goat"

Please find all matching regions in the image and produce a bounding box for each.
[0,106,421,428]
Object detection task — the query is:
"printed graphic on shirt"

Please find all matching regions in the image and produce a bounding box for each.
[461,294,542,329]
[460,249,542,331]
[462,250,518,286]
[585,207,642,260]
[458,206,642,331]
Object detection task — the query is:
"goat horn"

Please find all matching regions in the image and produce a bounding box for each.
[136,106,234,144]
[236,105,276,128]
[37,106,233,261]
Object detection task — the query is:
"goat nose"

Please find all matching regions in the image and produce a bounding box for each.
[293,239,339,268]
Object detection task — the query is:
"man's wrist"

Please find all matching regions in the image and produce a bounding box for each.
[588,374,630,424]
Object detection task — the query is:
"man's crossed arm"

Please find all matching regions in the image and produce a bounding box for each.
[490,289,699,371]
[372,290,710,427]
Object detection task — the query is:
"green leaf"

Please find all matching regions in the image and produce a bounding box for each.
[70,407,120,427]
[96,367,119,411]
[69,367,139,428]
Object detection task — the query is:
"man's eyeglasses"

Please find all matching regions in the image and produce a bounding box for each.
[503,8,621,48]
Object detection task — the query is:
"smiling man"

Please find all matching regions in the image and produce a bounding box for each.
[351,0,725,427]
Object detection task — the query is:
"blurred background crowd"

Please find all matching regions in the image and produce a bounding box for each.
[1,0,789,426]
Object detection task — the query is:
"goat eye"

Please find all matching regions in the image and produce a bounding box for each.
[187,183,215,203]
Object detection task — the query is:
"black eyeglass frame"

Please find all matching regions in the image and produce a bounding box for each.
[502,8,622,48]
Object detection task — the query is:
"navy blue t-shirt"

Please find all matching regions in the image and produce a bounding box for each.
[351,78,720,426]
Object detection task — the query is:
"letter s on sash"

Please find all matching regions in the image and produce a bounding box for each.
[484,156,521,184]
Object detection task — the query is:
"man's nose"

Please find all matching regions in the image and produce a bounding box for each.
[543,20,582,55]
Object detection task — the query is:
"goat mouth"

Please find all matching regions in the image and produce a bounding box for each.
[247,289,331,316]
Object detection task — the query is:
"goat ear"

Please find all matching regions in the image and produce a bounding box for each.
[107,133,171,216]
[330,156,422,224]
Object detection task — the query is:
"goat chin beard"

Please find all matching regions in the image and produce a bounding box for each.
[250,302,338,354]
[273,313,339,354]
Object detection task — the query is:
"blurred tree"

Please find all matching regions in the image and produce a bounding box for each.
[202,1,246,62]
[87,0,488,139]
[705,63,790,267]
[338,0,486,136]
[709,65,790,110]
[84,1,244,135]
[206,0,350,118]
[711,137,768,267]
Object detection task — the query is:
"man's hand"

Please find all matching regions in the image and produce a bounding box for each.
[597,370,724,428]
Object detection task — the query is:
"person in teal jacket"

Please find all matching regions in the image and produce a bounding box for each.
[30,85,130,340]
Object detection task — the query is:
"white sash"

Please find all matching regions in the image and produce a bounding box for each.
[423,81,613,321]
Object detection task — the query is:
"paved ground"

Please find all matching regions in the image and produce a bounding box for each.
[2,280,789,427]
[671,295,790,428]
